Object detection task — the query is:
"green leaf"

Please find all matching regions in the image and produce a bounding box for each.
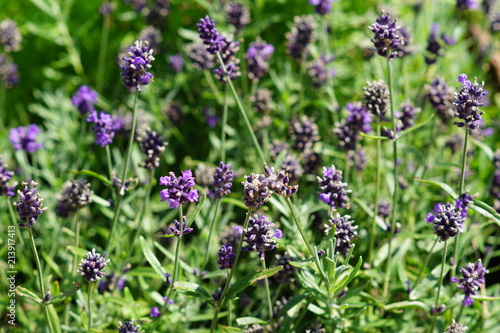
[288,259,314,268]
[277,294,307,317]
[222,327,244,333]
[414,178,457,197]
[66,246,90,258]
[140,236,166,280]
[398,115,435,140]
[410,263,449,300]
[174,282,213,302]
[69,169,112,186]
[186,193,206,228]
[220,197,248,210]
[235,317,267,326]
[47,304,62,333]
[384,301,429,312]
[360,132,390,141]
[338,282,368,302]
[45,282,80,305]
[472,295,500,302]
[333,256,363,297]
[223,266,282,307]
[16,286,42,303]
[470,136,494,160]
[353,198,387,230]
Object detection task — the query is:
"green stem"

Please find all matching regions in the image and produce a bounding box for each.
[203,200,222,270]
[261,259,273,320]
[215,53,266,167]
[429,240,448,333]
[28,228,54,333]
[383,59,399,298]
[107,91,140,252]
[87,282,95,332]
[96,13,110,92]
[204,70,224,105]
[221,85,229,162]
[8,199,25,246]
[210,211,253,333]
[413,237,439,291]
[455,303,465,323]
[105,144,113,183]
[369,121,382,266]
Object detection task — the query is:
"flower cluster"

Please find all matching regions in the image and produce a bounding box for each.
[217,244,235,269]
[445,320,468,333]
[289,116,320,152]
[425,76,455,123]
[186,41,215,70]
[451,259,488,306]
[137,26,162,53]
[425,23,456,65]
[243,214,282,260]
[395,26,413,58]
[169,216,193,237]
[309,0,335,15]
[213,35,241,83]
[138,129,167,170]
[120,40,155,92]
[0,158,16,197]
[71,85,98,115]
[197,15,222,55]
[159,170,199,209]
[225,2,251,32]
[208,162,234,200]
[286,15,316,61]
[14,181,47,228]
[318,165,351,211]
[397,102,421,131]
[169,53,184,73]
[334,102,371,151]
[306,55,335,88]
[0,53,19,88]
[242,173,272,210]
[362,80,389,118]
[117,319,142,333]
[282,155,304,183]
[425,202,465,241]
[55,179,93,218]
[326,214,358,256]
[368,11,403,59]
[273,253,298,284]
[453,73,488,130]
[78,248,110,283]
[251,88,273,114]
[247,39,274,82]
[0,19,22,52]
[87,110,115,147]
[264,164,299,197]
[9,124,43,154]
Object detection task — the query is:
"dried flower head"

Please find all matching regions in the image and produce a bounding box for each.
[120,40,155,92]
[306,55,335,88]
[71,85,98,115]
[217,244,235,269]
[363,80,389,118]
[242,173,272,210]
[0,19,22,52]
[55,179,93,218]
[368,11,403,59]
[453,73,488,130]
[243,214,282,260]
[225,2,251,32]
[326,214,358,256]
[78,248,110,283]
[14,181,47,228]
[208,161,233,200]
[159,170,199,209]
[445,320,468,333]
[451,259,488,306]
[87,110,115,147]
[425,202,465,241]
[138,129,167,170]
[397,102,421,131]
[286,15,316,61]
[9,124,43,154]
[318,165,351,211]
[281,154,304,183]
[0,158,16,197]
[264,164,299,197]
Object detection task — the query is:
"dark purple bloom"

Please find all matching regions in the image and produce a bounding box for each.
[378,201,392,220]
[347,149,366,172]
[138,129,166,170]
[368,10,403,60]
[247,39,274,81]
[78,248,110,283]
[289,116,320,152]
[453,73,488,130]
[456,192,476,219]
[159,170,199,209]
[14,181,47,228]
[55,179,93,218]
[395,26,413,58]
[445,320,468,333]
[186,41,215,70]
[281,154,304,183]
[0,19,22,52]
[87,110,115,147]
[334,121,358,151]
[164,272,172,285]
[397,102,421,131]
[71,85,97,115]
[164,103,182,125]
[208,161,233,200]
[425,23,455,65]
[0,158,16,197]
[120,40,155,92]
[118,319,141,333]
[318,165,351,211]
[457,0,478,10]
[251,88,273,114]
[425,202,465,241]
[451,259,488,306]
[306,55,335,88]
[112,174,136,196]
[9,124,43,153]
[346,102,371,133]
[212,35,240,83]
[242,173,272,210]
[363,80,389,118]
[137,26,162,53]
[309,0,335,15]
[0,57,19,89]
[221,223,242,248]
[150,306,160,317]
[225,2,251,32]
[197,15,222,55]
[169,53,184,73]
[169,216,193,237]
[217,244,235,269]
[243,214,282,260]
[325,213,358,256]
[491,152,500,200]
[264,164,299,197]
[286,15,316,61]
[426,76,455,123]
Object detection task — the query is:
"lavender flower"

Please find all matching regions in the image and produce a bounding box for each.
[306,55,335,88]
[159,170,199,209]
[0,54,19,88]
[150,307,160,317]
[264,164,299,197]
[456,192,475,219]
[225,2,251,32]
[208,161,233,200]
[117,319,142,333]
[213,35,240,83]
[247,39,274,82]
[0,19,22,52]
[169,53,184,73]
[0,158,16,197]
[217,244,235,269]
[99,2,114,15]
[318,165,351,211]
[368,11,403,60]
[186,41,215,70]
[120,40,155,92]
[195,163,215,188]
[273,254,298,284]
[281,154,304,183]
[203,107,218,127]
[289,116,320,152]
[242,173,272,210]
[9,124,43,153]
[346,102,372,133]
[326,214,358,256]
[426,76,455,123]
[137,26,162,53]
[334,121,358,151]
[453,73,488,130]
[425,202,465,241]
[169,216,193,237]
[347,149,367,172]
[71,85,98,115]
[243,214,282,260]
[197,15,222,55]
[87,110,115,147]
[78,248,110,283]
[362,80,389,118]
[425,23,455,65]
[445,320,468,333]
[457,0,478,10]
[395,26,413,58]
[397,102,421,131]
[286,15,316,61]
[55,179,93,218]
[309,0,335,15]
[451,259,488,306]
[138,129,167,170]
[14,181,47,228]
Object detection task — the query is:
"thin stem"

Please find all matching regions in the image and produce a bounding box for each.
[210,211,252,333]
[105,144,113,183]
[383,59,399,298]
[429,240,448,333]
[203,200,222,270]
[72,214,81,275]
[87,283,95,332]
[215,53,266,167]
[28,228,54,333]
[369,121,382,266]
[456,303,465,323]
[261,259,273,320]
[96,13,111,93]
[8,199,24,246]
[413,237,439,290]
[204,70,224,105]
[221,85,229,162]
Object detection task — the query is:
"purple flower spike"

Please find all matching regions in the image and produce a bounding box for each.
[150,306,160,317]
[242,173,271,210]
[14,181,47,228]
[263,164,299,197]
[9,124,43,154]
[453,73,488,130]
[169,216,193,237]
[0,19,22,52]
[197,15,222,55]
[159,170,199,209]
[120,40,155,92]
[286,15,316,61]
[451,259,488,306]
[118,319,141,333]
[217,244,235,269]
[242,214,281,260]
[87,110,115,147]
[247,39,274,82]
[318,165,351,211]
[457,0,478,10]
[425,202,465,241]
[208,161,233,200]
[326,213,358,256]
[78,248,110,283]
[0,158,16,197]
[169,53,184,73]
[309,0,335,16]
[368,10,403,60]
[71,85,97,115]
[225,2,251,32]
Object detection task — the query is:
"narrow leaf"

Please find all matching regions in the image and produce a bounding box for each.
[384,300,429,311]
[140,236,166,279]
[277,294,307,317]
[186,193,206,228]
[45,282,80,305]
[235,317,267,326]
[174,282,212,301]
[16,286,42,303]
[69,169,112,186]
